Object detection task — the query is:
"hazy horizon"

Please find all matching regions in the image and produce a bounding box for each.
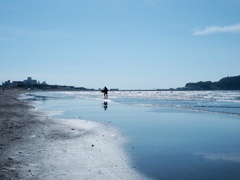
[2,75,239,90]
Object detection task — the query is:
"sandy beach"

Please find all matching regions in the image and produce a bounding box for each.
[0,90,145,180]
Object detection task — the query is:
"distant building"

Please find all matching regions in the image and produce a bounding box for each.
[23,77,37,85]
[2,77,47,87]
[12,81,24,87]
[2,80,24,87]
[2,80,11,86]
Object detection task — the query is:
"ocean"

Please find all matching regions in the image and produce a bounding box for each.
[23,90,240,179]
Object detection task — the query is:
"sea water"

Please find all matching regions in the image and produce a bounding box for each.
[23,91,240,179]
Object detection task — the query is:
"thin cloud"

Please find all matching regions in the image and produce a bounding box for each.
[192,23,240,35]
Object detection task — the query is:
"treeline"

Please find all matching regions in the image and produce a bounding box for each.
[185,75,240,90]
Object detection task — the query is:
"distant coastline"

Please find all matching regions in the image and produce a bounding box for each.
[184,75,240,90]
[1,75,240,91]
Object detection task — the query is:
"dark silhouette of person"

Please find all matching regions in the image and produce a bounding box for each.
[103,101,108,110]
[101,86,108,98]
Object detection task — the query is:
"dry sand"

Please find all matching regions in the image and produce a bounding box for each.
[0,90,146,180]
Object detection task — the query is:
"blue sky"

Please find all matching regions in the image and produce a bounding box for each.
[1,0,240,89]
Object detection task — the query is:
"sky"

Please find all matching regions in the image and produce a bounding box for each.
[1,0,240,89]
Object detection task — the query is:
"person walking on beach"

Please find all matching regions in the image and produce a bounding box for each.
[101,86,109,98]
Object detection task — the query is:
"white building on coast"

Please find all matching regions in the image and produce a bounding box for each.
[23,77,37,85]
[2,77,47,87]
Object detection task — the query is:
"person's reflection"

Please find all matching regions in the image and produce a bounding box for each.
[102,101,108,110]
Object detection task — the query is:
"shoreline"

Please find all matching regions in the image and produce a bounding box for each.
[0,90,146,179]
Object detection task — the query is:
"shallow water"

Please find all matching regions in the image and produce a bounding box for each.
[23,91,240,179]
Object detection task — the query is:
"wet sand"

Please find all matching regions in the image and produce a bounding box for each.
[0,90,145,180]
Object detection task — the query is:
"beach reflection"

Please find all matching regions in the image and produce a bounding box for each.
[194,153,240,163]
[102,101,108,110]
